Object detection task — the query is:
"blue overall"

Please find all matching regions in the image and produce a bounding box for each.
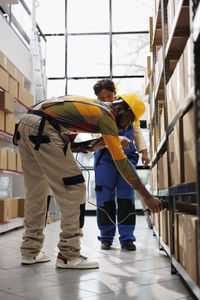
[94,124,139,246]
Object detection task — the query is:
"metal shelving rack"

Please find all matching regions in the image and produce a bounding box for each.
[149,0,200,298]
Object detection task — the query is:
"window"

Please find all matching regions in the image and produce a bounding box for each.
[46,36,65,78]
[67,0,109,33]
[47,79,65,98]
[36,0,65,34]
[67,35,110,77]
[113,34,149,76]
[68,79,100,98]
[39,0,153,211]
[112,0,154,31]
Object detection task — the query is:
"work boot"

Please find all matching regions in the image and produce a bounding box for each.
[121,241,136,251]
[101,241,111,250]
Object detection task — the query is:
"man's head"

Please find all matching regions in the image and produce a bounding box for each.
[112,94,145,130]
[111,99,135,130]
[93,79,116,102]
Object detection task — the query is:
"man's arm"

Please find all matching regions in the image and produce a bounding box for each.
[98,116,163,213]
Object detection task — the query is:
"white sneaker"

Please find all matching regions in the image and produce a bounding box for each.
[21,251,51,265]
[56,253,99,269]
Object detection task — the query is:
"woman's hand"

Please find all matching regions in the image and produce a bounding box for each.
[141,149,150,167]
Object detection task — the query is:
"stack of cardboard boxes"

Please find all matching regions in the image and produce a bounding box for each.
[0,50,34,174]
[152,210,198,284]
[0,197,25,223]
[0,50,34,224]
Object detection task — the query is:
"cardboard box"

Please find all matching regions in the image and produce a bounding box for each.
[149,17,153,52]
[17,197,25,217]
[183,107,196,183]
[0,89,14,113]
[166,80,171,124]
[154,211,160,235]
[147,56,151,77]
[160,210,168,244]
[16,70,24,86]
[9,76,18,99]
[168,123,181,186]
[7,198,18,220]
[16,153,23,172]
[174,212,179,260]
[7,150,16,171]
[157,157,162,189]
[183,36,194,96]
[173,123,181,185]
[155,46,163,88]
[5,113,16,135]
[0,199,8,222]
[178,213,186,268]
[170,67,179,119]
[144,68,149,95]
[167,211,171,249]
[18,84,28,107]
[0,109,5,131]
[177,53,185,105]
[185,215,198,284]
[150,163,158,191]
[160,106,165,139]
[164,152,169,188]
[6,59,18,80]
[0,148,7,169]
[160,152,168,189]
[0,50,7,70]
[0,66,9,91]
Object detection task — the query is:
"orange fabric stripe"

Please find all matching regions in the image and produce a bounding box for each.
[102,135,126,161]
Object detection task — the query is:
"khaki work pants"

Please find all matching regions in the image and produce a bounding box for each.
[18,114,86,259]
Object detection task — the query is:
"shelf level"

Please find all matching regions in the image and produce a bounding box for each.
[0,217,24,234]
[150,87,195,167]
[165,0,190,59]
[0,169,23,175]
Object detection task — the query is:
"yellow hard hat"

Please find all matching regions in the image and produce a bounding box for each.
[117,93,145,127]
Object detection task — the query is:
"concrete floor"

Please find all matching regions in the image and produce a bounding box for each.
[0,215,195,300]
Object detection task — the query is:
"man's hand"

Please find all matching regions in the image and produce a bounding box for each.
[119,136,131,149]
[135,181,164,213]
[143,195,164,213]
[140,149,150,167]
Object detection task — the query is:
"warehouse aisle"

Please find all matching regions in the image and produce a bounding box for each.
[0,216,195,300]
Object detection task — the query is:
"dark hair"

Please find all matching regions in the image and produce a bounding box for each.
[93,79,116,96]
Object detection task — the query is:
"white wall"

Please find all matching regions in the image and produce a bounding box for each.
[0,14,33,83]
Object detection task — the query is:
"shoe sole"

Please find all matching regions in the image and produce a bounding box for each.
[121,247,136,251]
[56,262,99,269]
[101,248,111,250]
[21,258,51,265]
